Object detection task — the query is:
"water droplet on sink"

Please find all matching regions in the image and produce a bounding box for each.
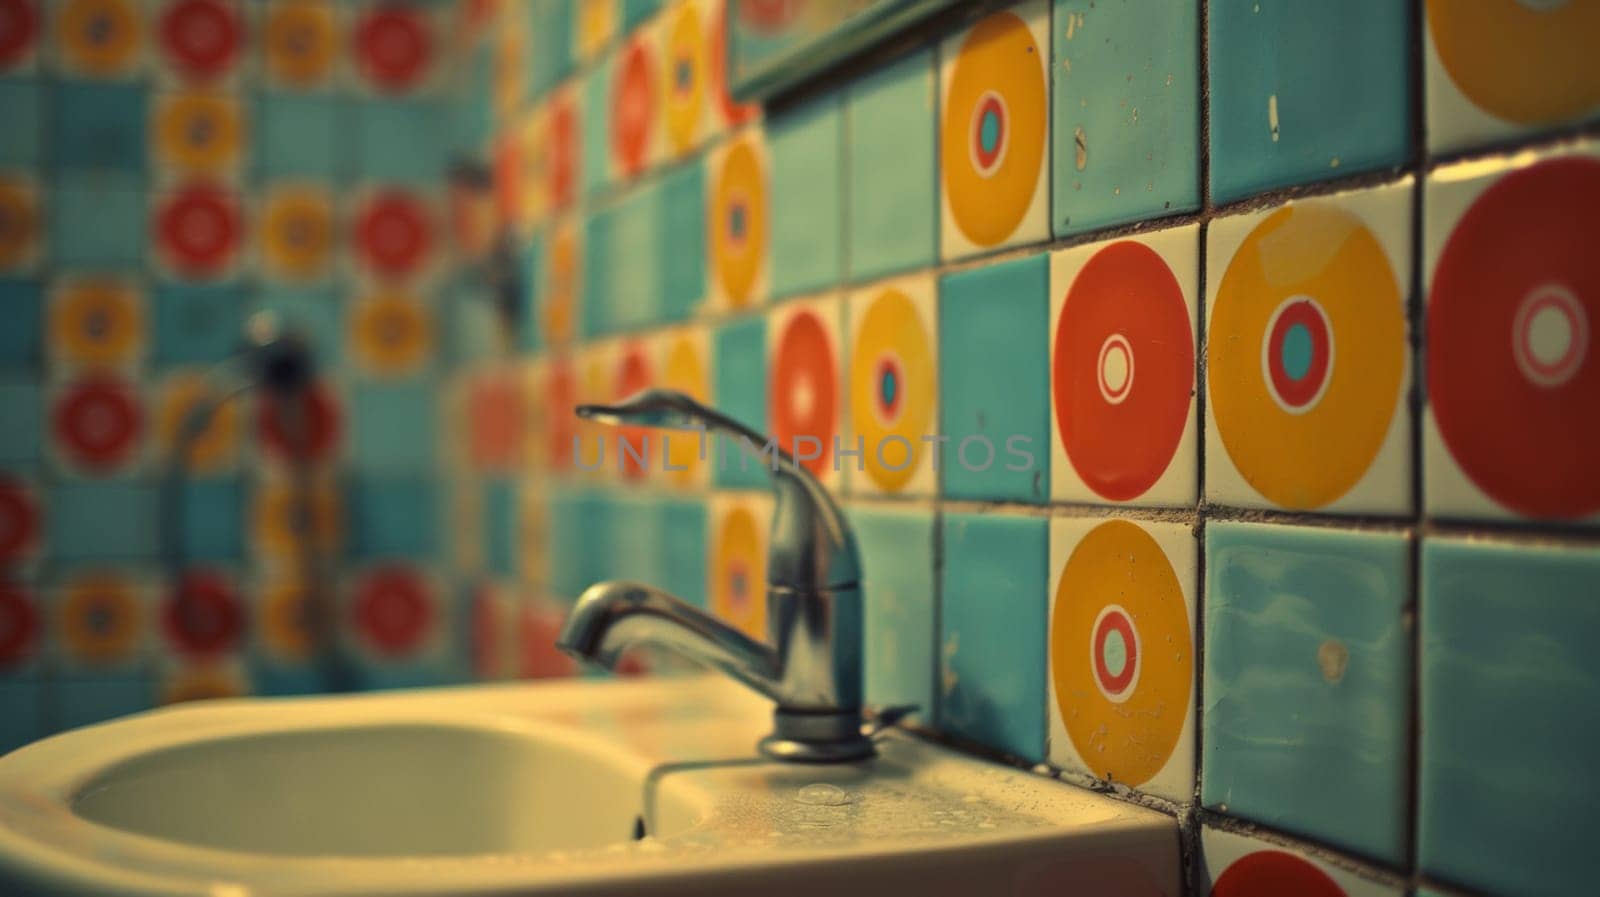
[795,783,852,806]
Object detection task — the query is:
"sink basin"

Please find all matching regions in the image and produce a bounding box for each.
[71,722,660,857]
[0,676,1179,896]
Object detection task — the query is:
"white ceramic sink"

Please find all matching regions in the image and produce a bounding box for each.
[0,676,1179,896]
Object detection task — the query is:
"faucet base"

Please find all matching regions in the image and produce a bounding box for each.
[758,709,875,763]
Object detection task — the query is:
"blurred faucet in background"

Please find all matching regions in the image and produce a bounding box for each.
[163,311,350,692]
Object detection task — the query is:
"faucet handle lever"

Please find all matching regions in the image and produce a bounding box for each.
[576,389,860,591]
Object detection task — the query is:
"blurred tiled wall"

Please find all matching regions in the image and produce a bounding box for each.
[486,1,1600,896]
[0,0,513,744]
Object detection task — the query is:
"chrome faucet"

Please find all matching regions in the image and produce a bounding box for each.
[555,389,873,763]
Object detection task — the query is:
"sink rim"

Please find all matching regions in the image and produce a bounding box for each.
[0,676,1179,897]
[0,676,757,896]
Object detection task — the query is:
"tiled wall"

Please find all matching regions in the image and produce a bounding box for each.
[0,0,511,747]
[491,1,1600,896]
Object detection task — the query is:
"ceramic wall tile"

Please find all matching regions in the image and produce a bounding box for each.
[0,173,42,274]
[845,47,937,283]
[46,481,159,561]
[1203,521,1412,865]
[45,377,149,479]
[0,474,43,570]
[1421,140,1599,525]
[1200,826,1404,897]
[255,93,346,180]
[706,490,771,641]
[1419,536,1600,897]
[581,68,611,200]
[46,276,146,375]
[1423,1,1600,155]
[1049,224,1197,507]
[940,510,1048,762]
[937,252,1050,503]
[704,130,769,312]
[350,381,434,472]
[0,279,43,371]
[1047,515,1195,803]
[0,682,44,754]
[767,92,844,299]
[1208,1,1412,204]
[657,0,714,161]
[0,382,42,467]
[938,0,1051,260]
[710,312,766,490]
[340,562,454,689]
[654,495,706,608]
[50,173,145,269]
[0,80,44,168]
[0,581,42,678]
[653,324,713,489]
[172,478,245,562]
[46,567,155,675]
[846,272,938,498]
[851,501,935,723]
[608,26,665,184]
[51,81,148,172]
[1050,0,1199,237]
[347,476,439,560]
[355,98,450,186]
[1204,179,1413,515]
[656,160,705,322]
[767,293,844,490]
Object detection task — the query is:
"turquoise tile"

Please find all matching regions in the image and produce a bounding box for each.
[348,476,440,560]
[845,49,937,281]
[1051,0,1199,236]
[51,173,145,269]
[852,504,935,722]
[548,486,601,600]
[56,675,153,732]
[152,283,245,368]
[441,280,501,366]
[1419,538,1600,897]
[940,512,1047,762]
[0,381,41,464]
[620,0,662,30]
[712,314,768,490]
[51,82,146,172]
[581,67,611,200]
[1203,522,1412,865]
[255,286,343,366]
[608,185,661,332]
[937,254,1050,503]
[484,477,518,578]
[1208,2,1412,203]
[0,682,44,753]
[47,481,160,562]
[603,493,661,586]
[656,497,707,609]
[356,99,450,185]
[518,234,543,352]
[0,279,42,371]
[350,383,437,472]
[527,0,574,98]
[175,479,244,562]
[256,93,345,180]
[768,93,844,297]
[657,160,705,323]
[580,204,614,337]
[0,79,43,167]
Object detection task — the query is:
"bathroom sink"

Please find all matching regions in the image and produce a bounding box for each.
[71,722,663,857]
[0,676,1179,896]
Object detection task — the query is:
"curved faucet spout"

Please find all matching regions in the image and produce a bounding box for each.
[557,581,783,703]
